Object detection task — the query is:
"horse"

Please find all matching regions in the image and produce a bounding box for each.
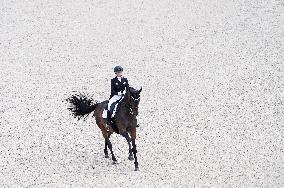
[66,87,142,171]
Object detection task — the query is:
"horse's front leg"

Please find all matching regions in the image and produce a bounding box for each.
[121,132,134,161]
[130,129,139,171]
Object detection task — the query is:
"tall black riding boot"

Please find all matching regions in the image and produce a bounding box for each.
[106,110,112,126]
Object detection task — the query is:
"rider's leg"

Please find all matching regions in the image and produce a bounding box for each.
[111,96,124,118]
[106,95,121,125]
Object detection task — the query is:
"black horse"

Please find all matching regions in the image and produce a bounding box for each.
[66,87,142,171]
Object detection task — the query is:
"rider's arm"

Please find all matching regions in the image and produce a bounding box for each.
[122,78,129,94]
[125,78,129,90]
[111,79,118,96]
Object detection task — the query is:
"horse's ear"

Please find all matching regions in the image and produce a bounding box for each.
[139,87,142,93]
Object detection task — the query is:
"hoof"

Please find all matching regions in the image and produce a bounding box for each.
[112,160,117,165]
[134,167,139,171]
[128,156,134,161]
[105,155,109,158]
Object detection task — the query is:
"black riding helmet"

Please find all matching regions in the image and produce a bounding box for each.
[114,65,123,72]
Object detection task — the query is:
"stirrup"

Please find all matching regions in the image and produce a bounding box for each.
[106,124,111,130]
[106,120,111,125]
[104,118,111,127]
[105,121,112,131]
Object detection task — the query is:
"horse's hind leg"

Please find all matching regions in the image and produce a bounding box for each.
[105,137,117,164]
[104,134,110,158]
[121,132,134,161]
[99,120,116,164]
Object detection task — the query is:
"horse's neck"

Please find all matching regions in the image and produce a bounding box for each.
[121,95,130,108]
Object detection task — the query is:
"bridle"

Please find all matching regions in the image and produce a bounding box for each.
[128,94,140,116]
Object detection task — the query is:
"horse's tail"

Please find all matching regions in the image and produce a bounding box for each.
[66,92,99,120]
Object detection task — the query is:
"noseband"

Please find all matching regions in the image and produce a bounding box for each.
[131,96,140,101]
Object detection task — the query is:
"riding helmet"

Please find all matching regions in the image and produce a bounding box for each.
[114,65,123,72]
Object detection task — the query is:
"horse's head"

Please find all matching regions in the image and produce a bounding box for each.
[127,87,142,116]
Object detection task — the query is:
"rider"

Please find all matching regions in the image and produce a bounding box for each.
[104,65,129,126]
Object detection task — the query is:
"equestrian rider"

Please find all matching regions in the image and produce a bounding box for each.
[105,65,129,126]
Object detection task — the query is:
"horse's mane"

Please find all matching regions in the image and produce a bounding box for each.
[119,87,136,107]
[129,87,138,94]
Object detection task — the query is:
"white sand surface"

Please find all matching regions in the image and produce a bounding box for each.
[1,0,283,187]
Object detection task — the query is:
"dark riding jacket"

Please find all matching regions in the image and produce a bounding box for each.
[110,76,129,98]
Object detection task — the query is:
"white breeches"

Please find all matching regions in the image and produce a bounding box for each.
[102,95,123,118]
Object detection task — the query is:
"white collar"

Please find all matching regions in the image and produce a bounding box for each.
[117,76,122,82]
